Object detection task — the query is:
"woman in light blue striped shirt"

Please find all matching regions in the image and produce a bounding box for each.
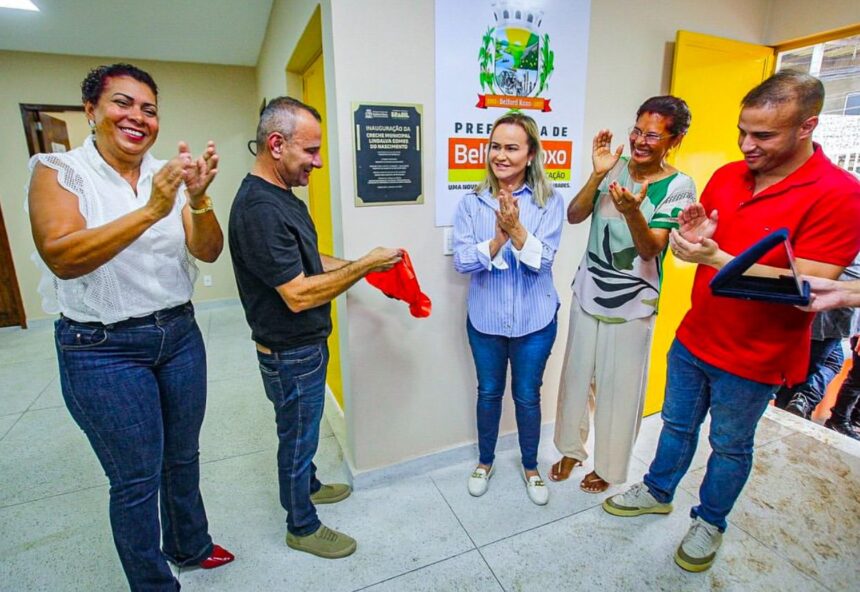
[453,112,564,506]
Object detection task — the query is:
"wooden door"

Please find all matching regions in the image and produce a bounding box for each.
[38,112,71,153]
[643,31,774,416]
[0,202,26,328]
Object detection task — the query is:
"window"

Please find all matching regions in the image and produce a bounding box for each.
[846,92,860,116]
[777,33,860,174]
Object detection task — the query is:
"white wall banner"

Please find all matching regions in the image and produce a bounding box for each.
[435,0,591,226]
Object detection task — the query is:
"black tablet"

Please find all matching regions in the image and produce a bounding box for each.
[709,228,811,306]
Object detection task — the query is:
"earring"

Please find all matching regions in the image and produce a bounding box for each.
[527,160,532,167]
[88,120,95,133]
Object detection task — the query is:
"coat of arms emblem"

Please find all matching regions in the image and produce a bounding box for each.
[477,1,555,111]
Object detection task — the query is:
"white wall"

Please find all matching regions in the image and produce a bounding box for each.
[0,51,259,321]
[765,0,860,44]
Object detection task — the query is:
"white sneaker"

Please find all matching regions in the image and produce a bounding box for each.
[602,482,673,517]
[522,468,549,505]
[468,465,494,497]
[674,517,723,572]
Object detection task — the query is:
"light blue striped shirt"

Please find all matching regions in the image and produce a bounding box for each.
[453,185,564,337]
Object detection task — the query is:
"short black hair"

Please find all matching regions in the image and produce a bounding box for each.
[741,70,824,121]
[255,96,321,147]
[636,95,691,136]
[81,63,158,105]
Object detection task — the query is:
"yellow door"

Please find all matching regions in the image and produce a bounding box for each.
[644,31,774,415]
[302,53,345,408]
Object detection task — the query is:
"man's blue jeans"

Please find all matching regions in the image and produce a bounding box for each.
[56,303,212,592]
[466,316,557,471]
[775,337,843,411]
[643,339,777,531]
[257,342,328,536]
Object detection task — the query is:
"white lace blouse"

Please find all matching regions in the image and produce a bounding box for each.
[26,135,197,324]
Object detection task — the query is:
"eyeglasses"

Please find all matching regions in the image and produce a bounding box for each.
[628,127,674,145]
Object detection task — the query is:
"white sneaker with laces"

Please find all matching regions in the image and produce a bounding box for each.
[522,468,549,505]
[674,517,723,572]
[468,465,494,497]
[602,482,673,517]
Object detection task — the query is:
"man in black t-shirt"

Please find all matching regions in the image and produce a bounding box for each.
[228,97,401,559]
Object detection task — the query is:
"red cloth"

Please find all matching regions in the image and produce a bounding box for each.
[677,145,860,386]
[365,251,432,318]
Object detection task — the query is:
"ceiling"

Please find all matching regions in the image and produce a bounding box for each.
[0,0,274,66]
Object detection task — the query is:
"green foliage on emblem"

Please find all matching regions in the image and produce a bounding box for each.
[538,34,555,95]
[478,27,496,92]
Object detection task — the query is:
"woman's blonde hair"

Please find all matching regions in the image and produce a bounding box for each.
[475,111,554,207]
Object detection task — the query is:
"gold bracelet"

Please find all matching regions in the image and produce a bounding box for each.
[190,197,213,215]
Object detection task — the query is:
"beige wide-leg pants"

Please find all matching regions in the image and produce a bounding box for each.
[553,295,655,484]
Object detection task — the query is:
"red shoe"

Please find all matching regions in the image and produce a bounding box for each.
[198,544,235,569]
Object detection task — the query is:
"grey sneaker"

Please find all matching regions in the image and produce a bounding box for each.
[286,525,357,559]
[675,517,723,572]
[310,483,352,505]
[602,482,673,517]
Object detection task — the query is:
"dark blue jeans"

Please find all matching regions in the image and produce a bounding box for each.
[775,337,843,410]
[257,342,328,536]
[56,303,212,592]
[643,340,777,531]
[466,316,557,471]
[832,336,860,420]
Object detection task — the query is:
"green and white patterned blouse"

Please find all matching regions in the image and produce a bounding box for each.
[572,157,696,322]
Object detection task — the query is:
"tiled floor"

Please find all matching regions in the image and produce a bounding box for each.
[1,303,859,591]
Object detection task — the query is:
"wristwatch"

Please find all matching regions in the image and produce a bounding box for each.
[189,197,213,215]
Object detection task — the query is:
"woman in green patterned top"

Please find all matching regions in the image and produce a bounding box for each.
[550,96,696,493]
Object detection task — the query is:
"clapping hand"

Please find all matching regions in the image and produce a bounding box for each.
[496,188,521,235]
[180,141,219,205]
[677,203,717,243]
[148,157,187,220]
[592,129,623,176]
[609,180,648,216]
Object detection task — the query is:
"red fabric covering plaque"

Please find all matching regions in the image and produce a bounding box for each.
[365,251,432,318]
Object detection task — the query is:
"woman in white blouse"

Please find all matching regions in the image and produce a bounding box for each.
[27,63,233,591]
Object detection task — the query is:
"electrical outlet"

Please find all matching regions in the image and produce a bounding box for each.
[443,227,454,255]
[203,275,213,287]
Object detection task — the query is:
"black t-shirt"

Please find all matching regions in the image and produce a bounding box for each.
[228,174,332,349]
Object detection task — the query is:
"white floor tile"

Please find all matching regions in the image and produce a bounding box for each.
[0,484,128,592]
[430,444,650,547]
[199,376,279,464]
[0,413,21,440]
[180,450,473,592]
[481,491,828,592]
[28,375,65,411]
[360,550,503,592]
[0,359,57,416]
[0,407,105,506]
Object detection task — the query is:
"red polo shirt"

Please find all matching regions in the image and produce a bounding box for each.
[676,145,860,385]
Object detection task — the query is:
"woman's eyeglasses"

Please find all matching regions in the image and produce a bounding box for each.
[628,127,673,145]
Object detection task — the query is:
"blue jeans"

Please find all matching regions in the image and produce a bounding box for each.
[466,316,557,471]
[775,337,843,410]
[56,303,212,592]
[257,342,328,536]
[832,336,860,421]
[643,340,777,531]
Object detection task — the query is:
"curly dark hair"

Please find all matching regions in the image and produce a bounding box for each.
[80,63,158,105]
[636,95,691,136]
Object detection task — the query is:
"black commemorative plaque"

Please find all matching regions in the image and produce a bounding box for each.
[353,103,423,205]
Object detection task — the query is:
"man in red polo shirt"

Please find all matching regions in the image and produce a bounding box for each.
[602,71,860,573]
